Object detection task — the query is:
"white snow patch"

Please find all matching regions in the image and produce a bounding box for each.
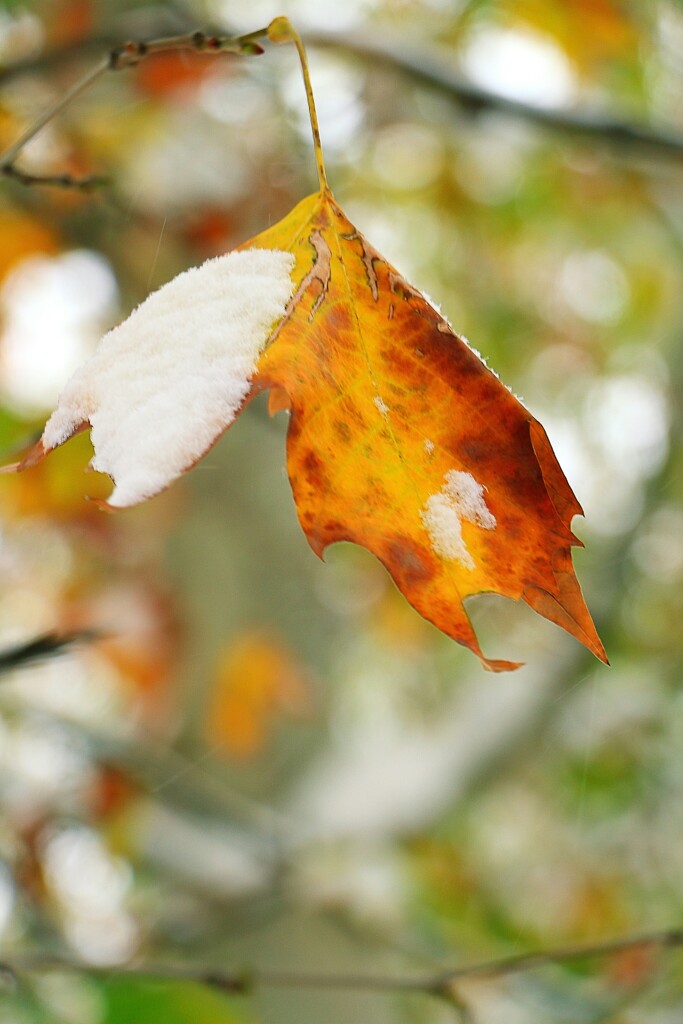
[464,337,528,409]
[42,248,295,507]
[373,395,390,416]
[419,287,443,316]
[421,469,495,569]
[424,438,435,454]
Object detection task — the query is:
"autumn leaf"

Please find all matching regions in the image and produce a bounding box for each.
[3,15,606,671]
[11,248,296,507]
[509,0,638,71]
[205,630,310,759]
[133,51,221,98]
[9,185,606,670]
[243,190,606,671]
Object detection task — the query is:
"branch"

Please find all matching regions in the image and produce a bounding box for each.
[0,30,267,189]
[2,927,682,1004]
[3,25,683,167]
[434,927,683,988]
[0,631,99,674]
[307,29,683,161]
[1,164,109,189]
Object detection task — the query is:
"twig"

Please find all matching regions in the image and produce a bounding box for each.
[0,631,99,674]
[0,57,110,168]
[2,927,681,1001]
[307,29,683,162]
[1,164,108,190]
[0,30,267,189]
[432,927,683,988]
[2,26,683,164]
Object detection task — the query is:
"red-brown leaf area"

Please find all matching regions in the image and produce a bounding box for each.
[244,191,607,670]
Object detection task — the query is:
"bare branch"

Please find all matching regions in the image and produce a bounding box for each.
[0,29,267,188]
[1,164,109,190]
[433,927,683,989]
[0,57,110,167]
[0,630,100,674]
[2,25,683,166]
[307,29,683,162]
[2,926,681,1003]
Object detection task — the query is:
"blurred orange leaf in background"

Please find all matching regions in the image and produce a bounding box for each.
[0,210,57,282]
[2,433,111,523]
[508,0,639,69]
[47,0,94,46]
[134,52,227,99]
[205,630,310,759]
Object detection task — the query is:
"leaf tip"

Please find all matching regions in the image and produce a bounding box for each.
[85,495,117,514]
[594,639,610,666]
[7,438,48,472]
[482,656,524,673]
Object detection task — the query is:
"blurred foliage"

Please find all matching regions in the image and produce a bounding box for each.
[0,0,682,1022]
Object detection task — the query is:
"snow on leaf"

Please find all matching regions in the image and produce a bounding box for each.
[421,470,496,569]
[38,248,295,506]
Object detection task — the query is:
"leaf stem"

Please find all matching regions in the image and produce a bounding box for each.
[267,17,330,194]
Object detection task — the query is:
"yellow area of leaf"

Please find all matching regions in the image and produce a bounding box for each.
[1,431,111,522]
[205,631,309,759]
[243,190,607,671]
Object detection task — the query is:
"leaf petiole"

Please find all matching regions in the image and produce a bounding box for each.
[267,17,330,195]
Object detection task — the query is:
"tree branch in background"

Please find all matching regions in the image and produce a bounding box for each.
[2,23,683,179]
[0,926,681,1008]
[1,164,109,189]
[307,29,683,161]
[0,631,99,674]
[0,29,267,189]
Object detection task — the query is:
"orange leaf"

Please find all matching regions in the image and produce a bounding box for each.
[206,631,309,758]
[13,190,606,671]
[508,0,638,71]
[0,211,57,282]
[134,52,221,98]
[47,0,94,46]
[243,191,606,671]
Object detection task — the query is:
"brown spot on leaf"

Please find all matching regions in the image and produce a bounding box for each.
[386,537,435,586]
[335,419,352,442]
[301,449,326,488]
